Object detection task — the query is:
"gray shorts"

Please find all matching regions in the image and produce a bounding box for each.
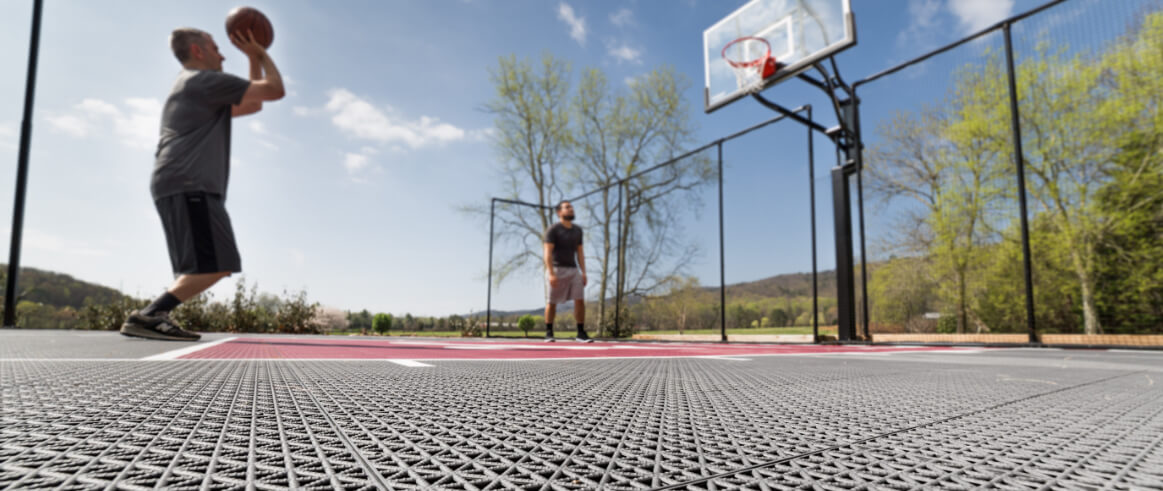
[546,266,584,304]
[155,192,241,275]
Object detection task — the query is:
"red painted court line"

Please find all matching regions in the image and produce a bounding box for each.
[179,337,962,360]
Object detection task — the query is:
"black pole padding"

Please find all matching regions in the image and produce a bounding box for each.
[1004,24,1038,344]
[4,0,45,328]
[831,166,856,342]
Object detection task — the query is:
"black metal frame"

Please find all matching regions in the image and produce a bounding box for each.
[4,0,44,328]
[484,109,821,341]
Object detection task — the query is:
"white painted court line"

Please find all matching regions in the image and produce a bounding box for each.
[444,344,607,351]
[141,336,238,360]
[386,359,433,367]
[1107,349,1163,355]
[0,358,147,362]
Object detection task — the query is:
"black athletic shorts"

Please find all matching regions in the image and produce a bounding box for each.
[154,192,242,275]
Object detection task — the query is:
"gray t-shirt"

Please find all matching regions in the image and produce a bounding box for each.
[544,222,583,268]
[151,69,251,200]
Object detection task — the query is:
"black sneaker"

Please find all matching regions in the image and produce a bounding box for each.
[575,331,593,343]
[120,311,201,341]
[544,330,556,343]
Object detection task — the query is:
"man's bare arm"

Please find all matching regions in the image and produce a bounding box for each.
[576,244,586,284]
[230,30,285,106]
[544,243,555,272]
[232,52,264,117]
[544,242,557,285]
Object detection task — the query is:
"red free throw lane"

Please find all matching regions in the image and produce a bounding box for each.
[180,337,962,360]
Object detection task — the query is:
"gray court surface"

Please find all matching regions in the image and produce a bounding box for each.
[2,330,1162,490]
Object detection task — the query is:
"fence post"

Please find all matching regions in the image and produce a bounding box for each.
[807,108,820,343]
[486,199,495,337]
[718,142,727,342]
[1003,23,1039,344]
[851,92,871,341]
[4,0,44,328]
[614,181,624,337]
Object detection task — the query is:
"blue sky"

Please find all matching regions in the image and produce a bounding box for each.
[0,0,1082,316]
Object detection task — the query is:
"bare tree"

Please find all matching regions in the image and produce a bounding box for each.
[481,54,574,284]
[571,67,712,336]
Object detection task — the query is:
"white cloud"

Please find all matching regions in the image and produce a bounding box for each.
[25,229,109,257]
[607,42,643,64]
[292,106,315,116]
[557,3,587,45]
[949,0,1014,34]
[117,98,163,150]
[0,122,15,149]
[609,8,634,27]
[322,88,468,149]
[47,114,91,138]
[468,128,495,142]
[289,248,305,267]
[344,152,370,173]
[46,97,161,150]
[898,0,943,49]
[249,120,268,135]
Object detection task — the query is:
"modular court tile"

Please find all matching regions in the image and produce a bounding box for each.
[1,331,1162,489]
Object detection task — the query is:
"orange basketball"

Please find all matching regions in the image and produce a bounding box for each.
[225,6,273,49]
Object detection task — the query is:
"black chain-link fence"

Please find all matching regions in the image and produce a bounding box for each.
[854,0,1163,340]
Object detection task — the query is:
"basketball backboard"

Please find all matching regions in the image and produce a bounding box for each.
[704,0,854,113]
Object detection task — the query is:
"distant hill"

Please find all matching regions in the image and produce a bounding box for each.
[724,270,837,300]
[0,265,128,309]
[475,269,838,317]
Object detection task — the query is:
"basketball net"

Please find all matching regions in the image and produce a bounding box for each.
[723,36,773,94]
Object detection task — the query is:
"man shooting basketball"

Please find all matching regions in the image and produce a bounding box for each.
[543,201,592,343]
[120,28,284,341]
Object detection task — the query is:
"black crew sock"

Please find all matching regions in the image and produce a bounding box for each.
[546,323,555,337]
[577,323,585,335]
[142,292,182,316]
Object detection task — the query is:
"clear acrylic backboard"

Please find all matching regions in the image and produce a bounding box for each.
[704,0,854,113]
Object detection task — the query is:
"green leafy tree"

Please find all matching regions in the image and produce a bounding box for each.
[867,257,940,332]
[866,13,1163,335]
[348,309,373,334]
[517,314,536,336]
[372,313,392,335]
[275,289,320,334]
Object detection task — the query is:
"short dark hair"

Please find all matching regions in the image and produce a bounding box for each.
[556,200,571,212]
[170,28,208,63]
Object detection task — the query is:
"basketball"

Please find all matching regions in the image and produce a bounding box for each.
[225,6,273,49]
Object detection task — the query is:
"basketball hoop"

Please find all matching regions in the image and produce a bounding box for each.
[722,36,777,94]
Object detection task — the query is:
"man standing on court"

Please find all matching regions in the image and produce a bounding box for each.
[543,201,592,343]
[120,28,284,341]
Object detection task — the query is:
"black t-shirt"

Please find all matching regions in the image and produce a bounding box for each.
[544,222,583,268]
